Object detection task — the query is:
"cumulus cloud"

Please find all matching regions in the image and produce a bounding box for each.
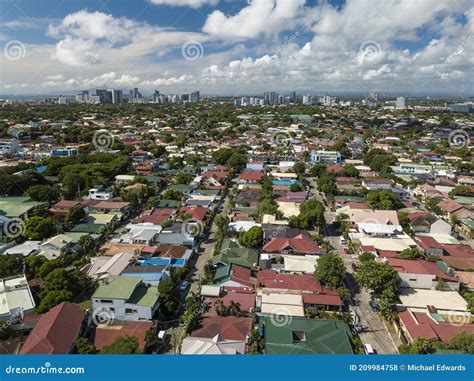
[203,0,306,39]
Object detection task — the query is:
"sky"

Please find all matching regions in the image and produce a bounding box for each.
[0,0,473,96]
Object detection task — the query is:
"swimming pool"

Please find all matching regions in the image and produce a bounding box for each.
[272,179,297,186]
[139,257,186,267]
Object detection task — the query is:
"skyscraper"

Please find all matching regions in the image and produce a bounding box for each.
[96,89,112,104]
[396,96,405,109]
[111,89,123,104]
[264,91,278,105]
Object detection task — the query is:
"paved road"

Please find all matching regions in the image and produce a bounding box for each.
[309,179,400,354]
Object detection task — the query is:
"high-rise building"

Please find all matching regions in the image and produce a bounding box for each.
[96,89,112,104]
[396,96,406,109]
[290,91,296,103]
[264,91,278,105]
[111,89,123,104]
[190,91,200,102]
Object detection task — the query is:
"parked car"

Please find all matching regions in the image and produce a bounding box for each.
[343,247,351,254]
[180,280,189,293]
[351,263,358,271]
[363,343,375,354]
[369,300,380,312]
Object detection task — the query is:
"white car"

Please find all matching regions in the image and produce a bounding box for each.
[363,343,375,354]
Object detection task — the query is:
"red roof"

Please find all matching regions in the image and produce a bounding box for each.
[399,309,474,342]
[240,171,264,182]
[180,206,208,222]
[204,290,256,316]
[386,258,458,282]
[437,199,463,213]
[191,317,253,341]
[133,208,176,225]
[92,321,152,350]
[19,302,85,354]
[263,234,325,254]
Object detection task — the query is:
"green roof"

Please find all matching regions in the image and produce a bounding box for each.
[0,197,45,218]
[212,239,259,269]
[93,276,141,300]
[157,200,180,208]
[263,316,353,354]
[128,283,160,308]
[453,196,474,205]
[70,223,103,234]
[194,189,220,196]
[168,184,192,193]
[213,264,231,282]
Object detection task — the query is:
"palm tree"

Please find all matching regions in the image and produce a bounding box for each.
[214,299,225,316]
[227,301,241,316]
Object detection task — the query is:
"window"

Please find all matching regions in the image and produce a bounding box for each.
[99,299,113,304]
[125,308,137,314]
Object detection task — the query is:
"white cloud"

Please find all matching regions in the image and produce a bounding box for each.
[149,0,218,8]
[203,0,306,39]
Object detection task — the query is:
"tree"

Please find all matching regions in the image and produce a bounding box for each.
[25,255,48,279]
[101,336,141,354]
[315,253,346,289]
[309,164,327,177]
[26,184,60,205]
[212,148,234,165]
[292,162,305,177]
[214,299,226,316]
[238,226,263,248]
[449,185,471,198]
[144,327,163,354]
[317,173,336,195]
[227,152,247,173]
[355,260,400,294]
[289,182,302,192]
[158,278,180,316]
[227,300,241,316]
[64,204,86,226]
[399,338,433,354]
[399,247,423,259]
[447,332,474,354]
[161,189,183,200]
[363,148,396,173]
[341,164,360,178]
[379,287,398,322]
[23,216,57,240]
[367,190,403,210]
[75,338,96,354]
[359,252,375,262]
[289,198,325,230]
[0,254,23,278]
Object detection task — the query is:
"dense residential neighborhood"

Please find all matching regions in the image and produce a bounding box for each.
[0,94,473,356]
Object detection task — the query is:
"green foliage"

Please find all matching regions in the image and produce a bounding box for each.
[399,247,423,259]
[309,164,327,177]
[75,338,96,354]
[355,260,400,294]
[26,184,61,204]
[101,336,141,354]
[341,164,359,178]
[316,173,336,195]
[449,185,471,198]
[238,226,263,248]
[161,189,183,200]
[23,216,58,240]
[36,268,97,313]
[363,148,396,173]
[0,254,23,278]
[367,190,404,210]
[158,278,181,316]
[64,204,86,226]
[359,252,375,262]
[315,253,346,289]
[399,337,434,354]
[289,198,325,230]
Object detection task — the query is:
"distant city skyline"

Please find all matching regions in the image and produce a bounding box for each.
[1,0,473,96]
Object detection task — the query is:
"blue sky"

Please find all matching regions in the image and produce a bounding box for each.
[0,0,473,96]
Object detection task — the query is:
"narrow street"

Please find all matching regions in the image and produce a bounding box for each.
[309,179,401,354]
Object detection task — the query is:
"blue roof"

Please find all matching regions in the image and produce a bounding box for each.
[36,165,47,174]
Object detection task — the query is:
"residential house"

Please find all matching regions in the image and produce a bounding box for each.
[0,275,35,321]
[212,239,259,270]
[92,275,160,322]
[19,302,85,354]
[263,316,353,354]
